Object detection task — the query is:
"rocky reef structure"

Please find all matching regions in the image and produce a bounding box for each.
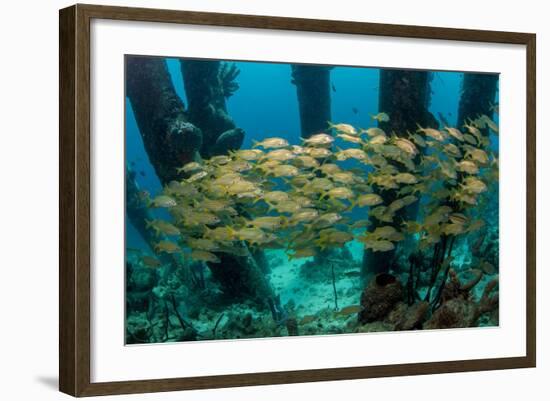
[358,273,404,324]
[424,269,499,329]
[354,270,497,332]
[356,273,430,332]
[362,70,434,277]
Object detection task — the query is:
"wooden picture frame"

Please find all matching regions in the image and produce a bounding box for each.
[59,3,536,397]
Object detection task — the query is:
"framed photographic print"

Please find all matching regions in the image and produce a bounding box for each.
[59,4,536,397]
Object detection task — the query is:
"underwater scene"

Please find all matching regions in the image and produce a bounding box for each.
[125,55,499,344]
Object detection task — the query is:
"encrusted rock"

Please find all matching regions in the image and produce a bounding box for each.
[426,273,499,330]
[355,321,394,333]
[242,312,253,328]
[286,317,299,336]
[388,301,430,330]
[424,298,478,329]
[358,273,404,324]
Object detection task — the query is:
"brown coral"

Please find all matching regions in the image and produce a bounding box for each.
[390,301,430,330]
[358,273,404,324]
[425,275,499,329]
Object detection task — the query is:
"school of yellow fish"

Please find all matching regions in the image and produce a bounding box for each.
[140,112,499,266]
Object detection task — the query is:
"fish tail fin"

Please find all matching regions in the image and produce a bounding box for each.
[252,140,259,148]
[227,226,239,240]
[280,216,289,229]
[315,239,326,251]
[281,177,291,186]
[202,226,213,238]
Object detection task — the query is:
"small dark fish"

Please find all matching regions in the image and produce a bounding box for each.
[334,305,363,316]
[141,255,161,268]
[437,112,450,127]
[299,315,317,325]
[331,83,336,92]
[139,170,146,177]
[480,260,497,275]
[352,107,359,115]
[137,190,150,202]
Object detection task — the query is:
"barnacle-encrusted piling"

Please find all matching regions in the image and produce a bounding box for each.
[180,60,243,157]
[125,166,183,269]
[362,70,434,277]
[179,58,274,304]
[127,56,274,309]
[125,166,160,252]
[458,73,499,133]
[291,64,335,266]
[291,65,332,138]
[126,56,203,184]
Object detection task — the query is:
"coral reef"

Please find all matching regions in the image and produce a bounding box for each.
[424,270,499,329]
[388,301,430,330]
[358,273,404,324]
